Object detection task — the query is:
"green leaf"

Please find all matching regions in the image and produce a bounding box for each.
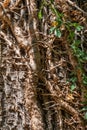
[83,80,87,85]
[49,27,56,34]
[69,76,77,83]
[70,84,76,91]
[38,10,43,19]
[84,55,87,60]
[56,18,62,27]
[50,0,54,3]
[72,23,78,27]
[82,74,87,85]
[84,112,87,120]
[84,94,87,99]
[71,44,77,53]
[82,101,87,105]
[54,29,61,38]
[80,106,87,112]
[73,40,81,46]
[68,31,75,41]
[52,6,58,17]
[70,23,83,30]
[76,25,83,31]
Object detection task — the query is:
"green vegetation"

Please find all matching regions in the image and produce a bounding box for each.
[38,0,87,120]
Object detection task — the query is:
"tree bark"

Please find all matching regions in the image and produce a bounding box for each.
[0,0,87,130]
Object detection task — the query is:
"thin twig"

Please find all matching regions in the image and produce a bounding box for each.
[66,0,87,17]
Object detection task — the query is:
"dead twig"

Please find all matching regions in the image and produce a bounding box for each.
[66,0,87,17]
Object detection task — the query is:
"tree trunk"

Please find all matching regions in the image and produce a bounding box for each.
[0,0,87,130]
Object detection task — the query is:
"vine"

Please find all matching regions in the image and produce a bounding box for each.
[38,0,87,123]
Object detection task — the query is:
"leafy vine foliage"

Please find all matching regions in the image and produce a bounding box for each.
[0,0,87,130]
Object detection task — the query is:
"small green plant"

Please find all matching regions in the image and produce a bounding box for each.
[70,84,76,91]
[82,74,87,86]
[49,2,63,38]
[81,107,87,120]
[68,72,77,91]
[66,20,87,119]
[49,27,62,38]
[38,10,43,20]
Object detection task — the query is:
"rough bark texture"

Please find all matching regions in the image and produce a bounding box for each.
[0,0,87,130]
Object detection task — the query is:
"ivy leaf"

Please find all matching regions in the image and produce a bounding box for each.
[84,112,87,120]
[82,74,87,85]
[70,84,76,91]
[83,80,87,85]
[49,27,56,34]
[84,55,87,60]
[54,29,61,38]
[38,10,43,19]
[76,25,83,31]
[69,76,77,83]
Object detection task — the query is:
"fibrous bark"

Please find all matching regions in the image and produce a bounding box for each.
[0,0,87,130]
